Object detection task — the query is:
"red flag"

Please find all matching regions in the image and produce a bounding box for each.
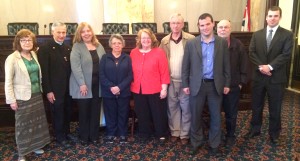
[241,0,251,31]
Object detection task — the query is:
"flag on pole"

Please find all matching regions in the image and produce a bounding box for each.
[241,0,251,31]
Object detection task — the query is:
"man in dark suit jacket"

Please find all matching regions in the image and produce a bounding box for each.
[182,13,231,155]
[247,6,293,144]
[38,22,73,148]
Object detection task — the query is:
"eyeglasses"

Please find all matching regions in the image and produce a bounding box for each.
[20,39,33,43]
[217,26,230,29]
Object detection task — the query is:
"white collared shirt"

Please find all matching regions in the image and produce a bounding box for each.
[54,40,63,45]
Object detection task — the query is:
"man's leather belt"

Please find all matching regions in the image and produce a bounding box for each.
[202,79,214,82]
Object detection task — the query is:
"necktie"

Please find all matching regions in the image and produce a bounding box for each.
[267,29,273,50]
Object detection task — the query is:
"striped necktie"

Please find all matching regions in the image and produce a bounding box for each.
[267,29,273,50]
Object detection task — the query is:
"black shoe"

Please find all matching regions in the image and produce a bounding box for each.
[57,140,71,148]
[209,147,219,155]
[66,134,77,141]
[105,136,115,144]
[159,137,166,143]
[225,137,235,147]
[80,140,89,146]
[91,140,98,145]
[245,131,261,138]
[120,136,128,144]
[139,136,150,143]
[270,137,279,144]
[189,146,199,155]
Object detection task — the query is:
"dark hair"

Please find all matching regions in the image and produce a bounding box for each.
[269,6,282,17]
[13,29,38,52]
[198,13,214,25]
[135,28,159,49]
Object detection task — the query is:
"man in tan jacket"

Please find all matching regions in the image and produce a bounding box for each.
[159,13,195,145]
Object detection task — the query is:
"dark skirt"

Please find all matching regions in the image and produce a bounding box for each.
[15,93,50,156]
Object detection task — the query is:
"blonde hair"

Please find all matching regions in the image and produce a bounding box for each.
[73,22,99,46]
[135,28,159,49]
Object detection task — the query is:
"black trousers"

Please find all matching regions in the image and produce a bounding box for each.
[250,80,285,139]
[76,97,101,142]
[223,86,241,137]
[133,93,168,138]
[50,94,72,142]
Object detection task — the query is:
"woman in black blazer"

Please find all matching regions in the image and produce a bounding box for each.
[100,34,133,143]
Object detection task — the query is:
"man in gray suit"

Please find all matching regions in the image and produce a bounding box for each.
[182,13,231,155]
[246,6,293,144]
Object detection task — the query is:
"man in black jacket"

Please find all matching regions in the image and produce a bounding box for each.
[247,6,293,144]
[38,22,73,148]
[217,19,249,146]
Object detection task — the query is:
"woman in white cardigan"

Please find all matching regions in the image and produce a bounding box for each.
[5,29,50,161]
[69,22,105,145]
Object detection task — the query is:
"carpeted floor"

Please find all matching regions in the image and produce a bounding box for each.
[0,90,299,161]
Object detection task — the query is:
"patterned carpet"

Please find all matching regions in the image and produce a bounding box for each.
[0,90,299,161]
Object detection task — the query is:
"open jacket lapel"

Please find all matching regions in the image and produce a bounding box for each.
[195,36,202,60]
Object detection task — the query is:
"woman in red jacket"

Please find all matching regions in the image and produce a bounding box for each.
[130,28,170,141]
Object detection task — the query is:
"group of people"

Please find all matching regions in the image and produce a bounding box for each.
[5,5,293,161]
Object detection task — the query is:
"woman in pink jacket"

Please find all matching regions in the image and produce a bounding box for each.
[130,28,170,141]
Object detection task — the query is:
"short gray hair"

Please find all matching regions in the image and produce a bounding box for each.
[51,22,66,31]
[169,13,184,22]
[109,34,125,47]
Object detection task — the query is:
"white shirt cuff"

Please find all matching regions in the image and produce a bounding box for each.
[268,64,273,71]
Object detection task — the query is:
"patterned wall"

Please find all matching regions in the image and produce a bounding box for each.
[103,0,154,34]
